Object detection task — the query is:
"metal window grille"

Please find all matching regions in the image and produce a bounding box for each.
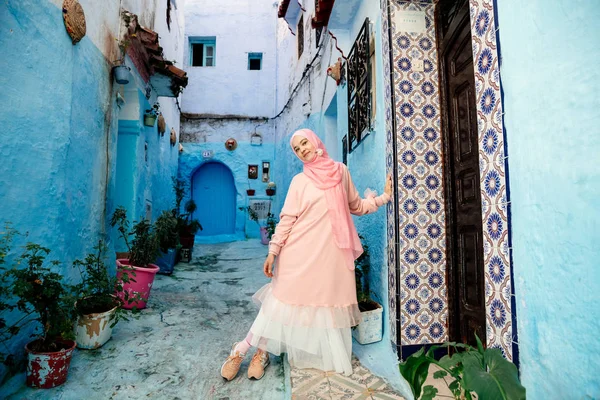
[342,135,348,165]
[347,18,371,153]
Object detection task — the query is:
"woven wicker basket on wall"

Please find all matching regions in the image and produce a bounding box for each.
[62,0,86,44]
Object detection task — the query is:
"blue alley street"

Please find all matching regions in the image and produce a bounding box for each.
[1,240,412,400]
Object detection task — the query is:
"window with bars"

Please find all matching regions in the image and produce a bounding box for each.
[190,37,216,67]
[346,18,371,153]
[297,15,304,59]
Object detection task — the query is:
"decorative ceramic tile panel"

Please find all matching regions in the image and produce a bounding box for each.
[469,0,515,361]
[383,0,515,359]
[389,1,449,346]
[380,0,398,347]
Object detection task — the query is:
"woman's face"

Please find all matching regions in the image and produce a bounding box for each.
[292,135,316,162]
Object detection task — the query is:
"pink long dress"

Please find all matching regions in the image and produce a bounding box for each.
[248,164,389,375]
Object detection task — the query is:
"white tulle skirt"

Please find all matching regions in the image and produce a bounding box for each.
[247,284,362,376]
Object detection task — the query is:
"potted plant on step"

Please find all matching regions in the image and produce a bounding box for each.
[399,333,526,400]
[144,102,160,127]
[172,178,202,259]
[110,206,160,310]
[240,206,278,245]
[72,240,137,350]
[0,225,77,389]
[353,235,383,345]
[154,210,180,275]
[266,181,276,196]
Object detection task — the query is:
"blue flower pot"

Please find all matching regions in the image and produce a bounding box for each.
[156,248,177,275]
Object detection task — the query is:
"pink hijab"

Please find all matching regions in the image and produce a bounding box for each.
[290,129,363,266]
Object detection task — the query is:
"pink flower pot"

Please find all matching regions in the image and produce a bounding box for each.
[116,259,160,310]
[260,227,269,245]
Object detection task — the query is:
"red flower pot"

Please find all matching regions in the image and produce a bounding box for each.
[179,233,195,249]
[266,189,276,196]
[247,189,256,196]
[25,339,76,388]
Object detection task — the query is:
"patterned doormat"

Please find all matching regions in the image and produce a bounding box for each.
[290,357,406,400]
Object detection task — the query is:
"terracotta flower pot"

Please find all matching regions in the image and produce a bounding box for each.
[116,259,160,310]
[25,339,76,388]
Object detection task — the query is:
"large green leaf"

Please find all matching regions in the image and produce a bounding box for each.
[462,349,526,400]
[399,348,432,399]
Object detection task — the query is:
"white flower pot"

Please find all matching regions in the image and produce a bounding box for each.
[352,302,383,345]
[75,303,118,349]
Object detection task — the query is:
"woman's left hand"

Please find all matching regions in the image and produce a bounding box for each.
[384,174,393,197]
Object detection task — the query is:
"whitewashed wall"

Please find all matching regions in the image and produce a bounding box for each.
[182,0,278,117]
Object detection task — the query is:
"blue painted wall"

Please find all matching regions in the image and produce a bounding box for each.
[0,0,179,381]
[497,1,600,398]
[178,142,276,241]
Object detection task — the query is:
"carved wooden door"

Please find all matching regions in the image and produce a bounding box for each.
[439,0,486,346]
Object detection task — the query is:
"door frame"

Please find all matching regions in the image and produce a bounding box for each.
[383,0,518,363]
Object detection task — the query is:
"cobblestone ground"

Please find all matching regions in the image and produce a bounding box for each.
[1,240,287,400]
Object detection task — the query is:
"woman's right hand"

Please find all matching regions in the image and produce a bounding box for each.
[263,253,276,278]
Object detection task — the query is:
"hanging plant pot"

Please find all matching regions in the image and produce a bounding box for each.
[247,189,256,196]
[25,339,76,388]
[144,114,157,127]
[113,65,131,84]
[75,296,120,349]
[116,259,160,310]
[266,189,276,196]
[260,226,270,245]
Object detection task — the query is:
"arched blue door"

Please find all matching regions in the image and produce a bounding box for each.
[191,162,236,236]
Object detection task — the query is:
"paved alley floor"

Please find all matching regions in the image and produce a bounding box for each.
[1,240,416,400]
[2,240,287,400]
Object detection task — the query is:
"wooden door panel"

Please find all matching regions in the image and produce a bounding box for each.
[439,0,486,347]
[457,228,483,309]
[452,82,476,162]
[457,169,478,206]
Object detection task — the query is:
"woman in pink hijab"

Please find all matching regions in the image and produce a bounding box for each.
[221,128,392,380]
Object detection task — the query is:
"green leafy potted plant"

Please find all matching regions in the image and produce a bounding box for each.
[172,178,202,253]
[154,210,180,275]
[353,235,383,344]
[240,206,277,245]
[144,102,160,127]
[110,206,160,310]
[72,240,139,350]
[0,225,77,389]
[399,334,526,400]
